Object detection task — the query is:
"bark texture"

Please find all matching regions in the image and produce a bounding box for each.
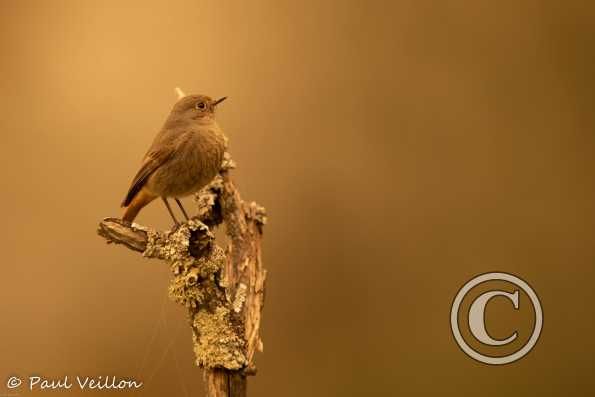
[97,154,266,397]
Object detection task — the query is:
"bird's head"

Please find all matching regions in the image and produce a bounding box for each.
[170,94,227,122]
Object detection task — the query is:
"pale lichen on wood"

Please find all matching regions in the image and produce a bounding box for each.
[97,153,266,397]
[150,219,246,369]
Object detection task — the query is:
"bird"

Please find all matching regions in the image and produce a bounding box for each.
[121,94,228,225]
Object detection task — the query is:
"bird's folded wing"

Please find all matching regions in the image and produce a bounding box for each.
[121,147,175,207]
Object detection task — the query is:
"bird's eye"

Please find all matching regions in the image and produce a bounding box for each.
[196,102,206,110]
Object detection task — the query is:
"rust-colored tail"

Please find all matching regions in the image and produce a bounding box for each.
[122,187,157,222]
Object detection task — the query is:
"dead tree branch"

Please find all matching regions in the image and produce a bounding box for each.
[97,153,266,397]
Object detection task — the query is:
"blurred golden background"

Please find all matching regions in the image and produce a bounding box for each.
[1,0,594,396]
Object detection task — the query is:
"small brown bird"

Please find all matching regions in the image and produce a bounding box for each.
[121,94,228,225]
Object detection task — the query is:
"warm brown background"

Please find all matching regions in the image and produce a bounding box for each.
[1,1,594,396]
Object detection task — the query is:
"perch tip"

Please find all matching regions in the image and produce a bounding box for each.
[175,86,186,99]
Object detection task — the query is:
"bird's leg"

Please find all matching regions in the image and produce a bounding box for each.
[175,198,190,221]
[161,197,179,226]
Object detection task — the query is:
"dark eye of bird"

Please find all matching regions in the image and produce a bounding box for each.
[196,102,206,110]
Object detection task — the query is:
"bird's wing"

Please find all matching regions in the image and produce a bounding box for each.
[121,147,176,207]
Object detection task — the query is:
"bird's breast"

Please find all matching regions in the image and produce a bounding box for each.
[148,126,226,198]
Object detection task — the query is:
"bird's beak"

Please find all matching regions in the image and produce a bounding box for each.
[213,96,227,106]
